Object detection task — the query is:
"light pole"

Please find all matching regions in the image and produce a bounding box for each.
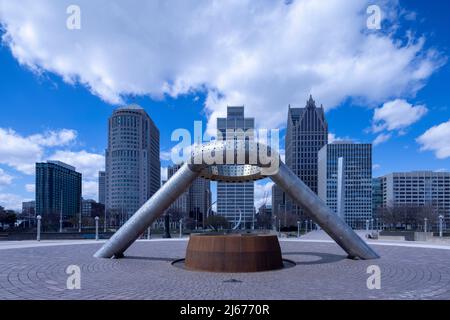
[297,221,300,238]
[371,218,374,233]
[36,215,41,242]
[78,211,81,233]
[59,190,63,233]
[305,220,308,233]
[147,226,151,240]
[278,218,281,237]
[439,215,444,238]
[95,216,99,241]
[104,207,107,233]
[179,218,183,238]
[424,218,428,233]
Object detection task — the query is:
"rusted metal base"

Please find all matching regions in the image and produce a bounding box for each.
[185,234,283,272]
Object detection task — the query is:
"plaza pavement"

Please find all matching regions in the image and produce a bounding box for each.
[0,235,450,300]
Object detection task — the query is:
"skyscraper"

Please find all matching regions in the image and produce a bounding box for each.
[35,161,82,218]
[318,142,373,229]
[167,163,211,226]
[105,104,160,220]
[217,106,255,228]
[285,95,328,219]
[98,171,106,205]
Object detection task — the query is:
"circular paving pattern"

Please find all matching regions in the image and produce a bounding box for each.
[1,240,450,300]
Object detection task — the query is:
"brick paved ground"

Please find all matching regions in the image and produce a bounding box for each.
[0,239,449,300]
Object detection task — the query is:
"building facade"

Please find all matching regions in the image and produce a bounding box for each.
[35,161,82,218]
[216,106,255,228]
[318,142,373,229]
[98,171,106,205]
[379,171,450,224]
[105,104,160,220]
[372,177,383,217]
[286,95,328,219]
[82,199,104,217]
[271,185,286,217]
[167,164,211,226]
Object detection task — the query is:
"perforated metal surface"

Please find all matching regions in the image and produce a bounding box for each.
[188,141,278,182]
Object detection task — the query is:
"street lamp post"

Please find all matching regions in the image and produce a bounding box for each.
[366,219,369,232]
[179,218,183,238]
[305,220,308,233]
[424,218,428,233]
[278,218,281,237]
[297,221,300,238]
[104,207,107,233]
[439,215,444,238]
[147,226,151,240]
[59,190,63,233]
[36,215,41,242]
[95,216,99,241]
[371,218,374,234]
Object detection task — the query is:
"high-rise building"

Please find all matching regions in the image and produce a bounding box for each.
[285,95,328,219]
[98,171,106,205]
[378,171,450,224]
[372,177,383,217]
[271,185,286,217]
[318,142,373,229]
[105,104,160,220]
[35,161,82,218]
[167,164,211,225]
[22,201,35,217]
[216,106,255,228]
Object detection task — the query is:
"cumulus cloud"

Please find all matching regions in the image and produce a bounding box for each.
[372,99,428,133]
[0,0,444,133]
[25,183,35,193]
[28,129,77,147]
[417,119,450,159]
[0,169,13,186]
[0,128,78,174]
[0,193,30,210]
[255,180,274,210]
[49,150,105,199]
[373,133,392,146]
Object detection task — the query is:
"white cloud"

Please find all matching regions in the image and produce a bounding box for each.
[160,151,172,161]
[0,193,30,210]
[372,99,428,133]
[372,164,381,170]
[373,133,392,146]
[0,169,13,186]
[0,0,444,133]
[29,129,77,147]
[161,167,168,182]
[49,150,104,199]
[49,150,104,180]
[255,180,274,210]
[417,119,450,159]
[0,128,78,174]
[82,180,98,200]
[25,183,35,193]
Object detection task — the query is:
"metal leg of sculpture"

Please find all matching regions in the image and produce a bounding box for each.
[270,162,379,260]
[94,164,200,258]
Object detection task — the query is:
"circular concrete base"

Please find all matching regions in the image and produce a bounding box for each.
[185,233,284,272]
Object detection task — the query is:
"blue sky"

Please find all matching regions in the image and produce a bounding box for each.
[0,0,449,210]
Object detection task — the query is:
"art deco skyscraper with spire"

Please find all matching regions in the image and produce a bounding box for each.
[284,95,328,219]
